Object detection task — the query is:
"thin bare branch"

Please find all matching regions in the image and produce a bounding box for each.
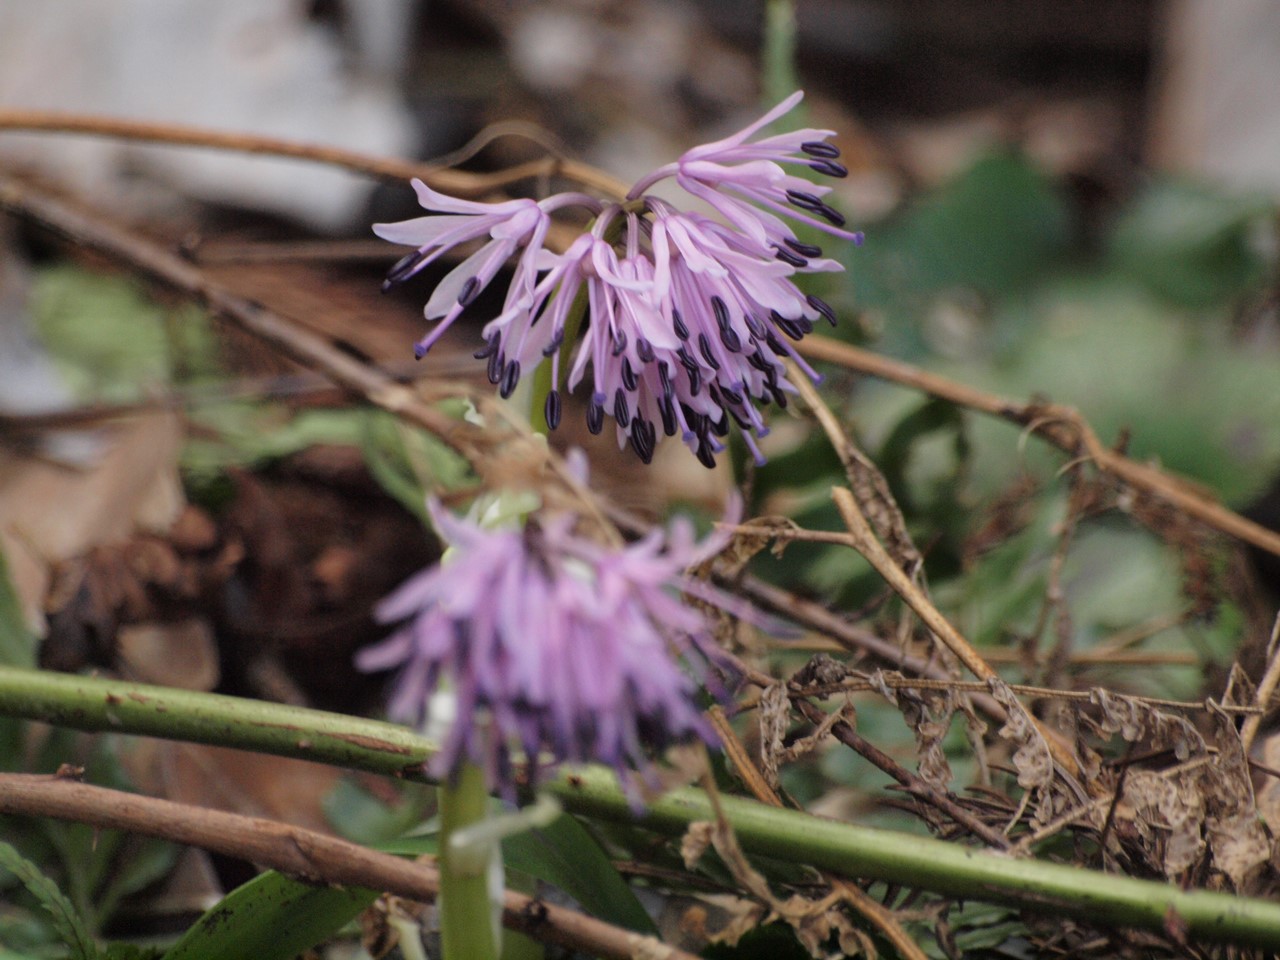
[0,771,694,960]
[0,110,630,198]
[796,335,1280,559]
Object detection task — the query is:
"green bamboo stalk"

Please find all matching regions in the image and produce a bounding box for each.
[1,666,1279,950]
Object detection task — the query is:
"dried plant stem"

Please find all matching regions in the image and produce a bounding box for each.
[0,772,687,960]
[797,335,1280,559]
[732,573,1010,724]
[829,485,1082,779]
[0,110,630,198]
[1240,613,1280,754]
[0,173,617,543]
[831,485,994,684]
[790,697,1011,850]
[3,667,1279,949]
[696,746,929,960]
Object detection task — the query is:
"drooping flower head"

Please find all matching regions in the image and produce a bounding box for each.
[375,91,861,466]
[356,499,741,796]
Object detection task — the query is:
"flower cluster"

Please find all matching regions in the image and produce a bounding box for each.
[376,91,861,467]
[356,500,740,795]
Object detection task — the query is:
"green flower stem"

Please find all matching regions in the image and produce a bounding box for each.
[763,0,800,113]
[439,764,497,960]
[2,666,1280,950]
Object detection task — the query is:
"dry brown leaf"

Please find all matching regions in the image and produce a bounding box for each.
[680,821,715,871]
[757,682,790,790]
[0,412,184,632]
[1200,711,1270,890]
[1087,688,1205,760]
[866,670,955,789]
[1254,733,1280,833]
[988,679,1056,823]
[117,618,219,690]
[1121,770,1206,877]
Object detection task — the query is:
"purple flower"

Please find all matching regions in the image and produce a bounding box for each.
[628,90,864,254]
[375,91,860,467]
[374,181,600,362]
[356,501,740,796]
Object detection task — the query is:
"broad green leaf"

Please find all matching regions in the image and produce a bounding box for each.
[0,547,36,669]
[389,814,656,935]
[0,840,98,960]
[1108,179,1273,307]
[161,870,376,960]
[844,151,1073,357]
[323,776,434,847]
[501,814,655,935]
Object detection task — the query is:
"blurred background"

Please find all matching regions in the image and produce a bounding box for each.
[2,2,1280,949]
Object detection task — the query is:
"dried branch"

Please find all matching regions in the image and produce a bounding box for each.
[0,771,692,960]
[1240,613,1280,754]
[789,696,1011,850]
[796,335,1280,559]
[0,110,630,198]
[0,173,620,543]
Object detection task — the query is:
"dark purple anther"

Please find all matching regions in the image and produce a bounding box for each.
[697,333,721,370]
[544,389,562,429]
[457,275,481,307]
[499,360,521,398]
[672,309,689,341]
[809,159,848,178]
[785,238,823,259]
[800,140,841,159]
[587,394,605,434]
[774,245,808,268]
[807,294,837,326]
[383,249,428,288]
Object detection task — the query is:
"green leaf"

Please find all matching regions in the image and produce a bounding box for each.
[0,840,98,960]
[1108,179,1274,307]
[844,151,1072,356]
[322,776,434,847]
[0,546,36,669]
[160,870,376,960]
[388,814,657,935]
[501,814,656,935]
[360,409,472,521]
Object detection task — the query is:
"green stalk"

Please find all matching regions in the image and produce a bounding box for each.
[2,666,1280,950]
[439,764,497,960]
[763,0,801,113]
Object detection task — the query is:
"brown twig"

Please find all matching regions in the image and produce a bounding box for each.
[796,335,1280,560]
[0,110,630,198]
[1240,613,1280,755]
[0,771,693,960]
[732,573,1010,725]
[694,753,930,960]
[785,672,1260,715]
[830,486,996,685]
[829,485,1082,779]
[791,697,1011,850]
[0,172,621,544]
